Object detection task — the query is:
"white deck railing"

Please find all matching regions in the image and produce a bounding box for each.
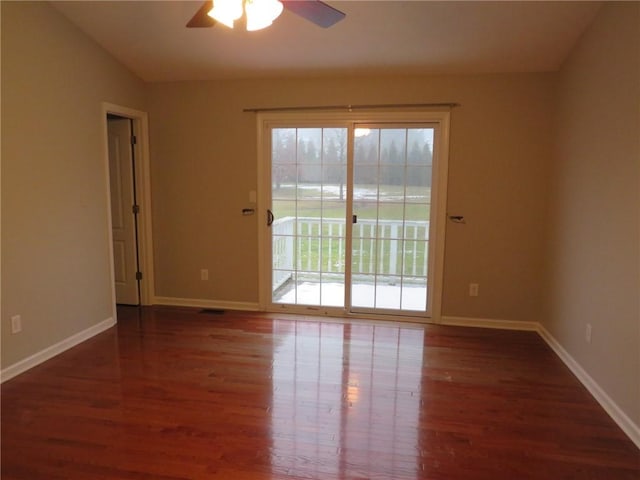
[272,216,429,290]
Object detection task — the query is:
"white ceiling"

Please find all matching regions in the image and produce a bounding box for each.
[50,1,602,82]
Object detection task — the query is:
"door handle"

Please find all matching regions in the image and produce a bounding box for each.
[267,209,274,226]
[352,214,358,224]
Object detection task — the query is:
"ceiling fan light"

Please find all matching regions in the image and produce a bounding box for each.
[245,0,284,31]
[208,0,243,28]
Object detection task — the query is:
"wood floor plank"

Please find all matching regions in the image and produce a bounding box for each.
[2,306,638,479]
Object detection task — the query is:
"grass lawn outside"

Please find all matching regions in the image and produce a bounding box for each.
[271,183,431,285]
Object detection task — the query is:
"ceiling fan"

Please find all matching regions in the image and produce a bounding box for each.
[186,0,346,30]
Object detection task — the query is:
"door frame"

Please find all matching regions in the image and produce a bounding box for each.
[256,110,450,323]
[102,103,155,312]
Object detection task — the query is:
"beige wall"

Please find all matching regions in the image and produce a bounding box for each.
[148,74,554,320]
[547,2,640,426]
[1,2,147,367]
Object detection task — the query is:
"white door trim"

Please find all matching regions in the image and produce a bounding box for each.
[101,103,155,312]
[256,110,450,323]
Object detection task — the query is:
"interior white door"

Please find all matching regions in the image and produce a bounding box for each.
[108,117,139,305]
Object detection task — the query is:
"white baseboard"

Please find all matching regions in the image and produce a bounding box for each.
[0,316,116,383]
[153,296,260,312]
[441,315,540,331]
[537,324,640,450]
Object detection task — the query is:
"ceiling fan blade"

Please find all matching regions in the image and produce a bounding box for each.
[186,0,216,28]
[282,0,346,28]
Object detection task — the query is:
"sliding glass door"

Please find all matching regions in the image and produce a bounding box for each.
[261,112,448,319]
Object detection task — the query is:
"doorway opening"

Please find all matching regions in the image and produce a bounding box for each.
[107,115,141,305]
[103,103,154,310]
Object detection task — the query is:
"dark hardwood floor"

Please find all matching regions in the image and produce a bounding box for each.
[2,306,638,479]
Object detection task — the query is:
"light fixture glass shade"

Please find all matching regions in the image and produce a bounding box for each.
[208,0,243,28]
[245,0,284,31]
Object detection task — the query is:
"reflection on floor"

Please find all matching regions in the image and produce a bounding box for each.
[271,321,424,478]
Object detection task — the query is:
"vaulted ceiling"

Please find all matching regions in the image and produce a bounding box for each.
[50,1,602,82]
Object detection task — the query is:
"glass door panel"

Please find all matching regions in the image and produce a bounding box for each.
[351,126,434,314]
[271,127,347,307]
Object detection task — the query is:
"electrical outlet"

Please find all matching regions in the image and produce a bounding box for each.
[201,269,209,281]
[469,283,479,297]
[11,315,22,334]
[585,323,592,344]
